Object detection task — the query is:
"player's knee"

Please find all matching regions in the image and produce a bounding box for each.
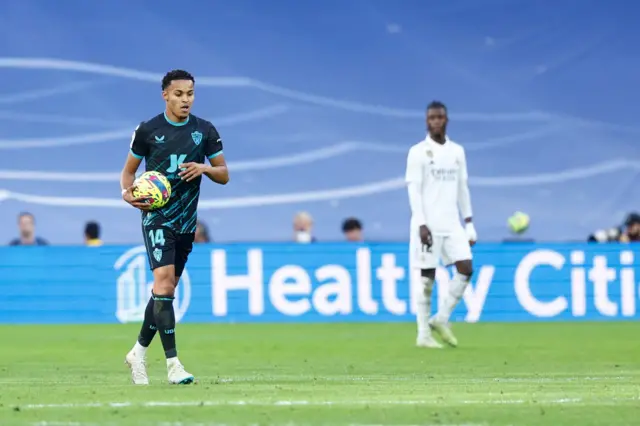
[421,268,436,280]
[154,283,176,296]
[154,280,176,297]
[152,266,177,296]
[455,261,473,278]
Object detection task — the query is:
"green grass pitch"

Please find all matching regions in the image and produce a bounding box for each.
[0,322,638,425]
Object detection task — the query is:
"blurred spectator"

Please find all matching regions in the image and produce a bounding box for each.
[588,212,640,243]
[620,212,640,243]
[293,211,316,243]
[9,212,48,246]
[195,220,211,243]
[84,221,103,246]
[342,217,364,242]
[588,227,622,243]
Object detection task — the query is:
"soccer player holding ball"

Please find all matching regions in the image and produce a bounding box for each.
[120,70,229,384]
[405,101,476,349]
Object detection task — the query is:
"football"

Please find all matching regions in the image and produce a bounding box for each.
[132,171,172,210]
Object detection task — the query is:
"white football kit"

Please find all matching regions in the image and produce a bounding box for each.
[405,135,474,270]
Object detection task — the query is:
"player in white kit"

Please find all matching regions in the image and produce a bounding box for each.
[405,101,477,349]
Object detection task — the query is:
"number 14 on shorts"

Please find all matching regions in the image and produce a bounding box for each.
[149,229,166,246]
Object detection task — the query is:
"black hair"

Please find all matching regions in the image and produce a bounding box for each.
[84,221,100,239]
[427,100,447,114]
[626,212,640,227]
[342,217,363,233]
[162,69,195,90]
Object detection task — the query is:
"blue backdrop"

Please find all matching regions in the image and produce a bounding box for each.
[0,0,639,244]
[2,243,638,324]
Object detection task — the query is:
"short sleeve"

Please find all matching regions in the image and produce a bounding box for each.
[205,124,224,159]
[405,147,423,184]
[129,123,148,159]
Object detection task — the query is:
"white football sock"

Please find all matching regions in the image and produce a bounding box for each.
[435,272,470,323]
[416,276,435,336]
[133,341,148,358]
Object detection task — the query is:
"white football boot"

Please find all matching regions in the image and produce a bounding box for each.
[416,334,443,349]
[429,319,458,347]
[167,358,194,385]
[125,349,149,385]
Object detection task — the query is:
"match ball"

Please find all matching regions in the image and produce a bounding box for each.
[507,211,530,234]
[133,171,172,210]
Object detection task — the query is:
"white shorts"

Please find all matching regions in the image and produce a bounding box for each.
[409,227,472,270]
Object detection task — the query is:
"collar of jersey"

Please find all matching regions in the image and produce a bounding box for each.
[425,133,449,145]
[164,111,190,126]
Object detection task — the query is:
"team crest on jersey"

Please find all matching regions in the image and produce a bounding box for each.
[191,131,203,145]
[153,248,162,262]
[426,150,433,158]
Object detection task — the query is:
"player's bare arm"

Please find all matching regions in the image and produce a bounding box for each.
[206,153,230,184]
[120,153,151,210]
[178,154,229,184]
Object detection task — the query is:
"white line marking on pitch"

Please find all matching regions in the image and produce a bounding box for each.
[19,397,638,410]
[2,374,636,387]
[31,423,486,426]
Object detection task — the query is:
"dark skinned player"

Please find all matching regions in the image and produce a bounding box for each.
[404,101,477,349]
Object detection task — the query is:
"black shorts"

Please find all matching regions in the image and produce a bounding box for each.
[142,225,194,278]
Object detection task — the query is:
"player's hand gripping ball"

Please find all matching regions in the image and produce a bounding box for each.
[132,171,172,210]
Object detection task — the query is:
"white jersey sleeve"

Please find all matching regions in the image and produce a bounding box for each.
[456,147,473,219]
[405,145,427,227]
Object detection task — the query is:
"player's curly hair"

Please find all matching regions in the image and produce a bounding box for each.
[162,69,195,90]
[427,100,447,113]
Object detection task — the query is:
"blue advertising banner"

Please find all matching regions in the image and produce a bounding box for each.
[1,243,638,324]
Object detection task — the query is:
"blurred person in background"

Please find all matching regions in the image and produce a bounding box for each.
[293,211,316,243]
[194,220,211,243]
[342,217,364,242]
[587,212,640,243]
[620,213,640,243]
[9,212,48,246]
[587,227,621,243]
[84,221,103,246]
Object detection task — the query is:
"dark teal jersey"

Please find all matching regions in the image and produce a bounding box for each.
[129,112,223,234]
